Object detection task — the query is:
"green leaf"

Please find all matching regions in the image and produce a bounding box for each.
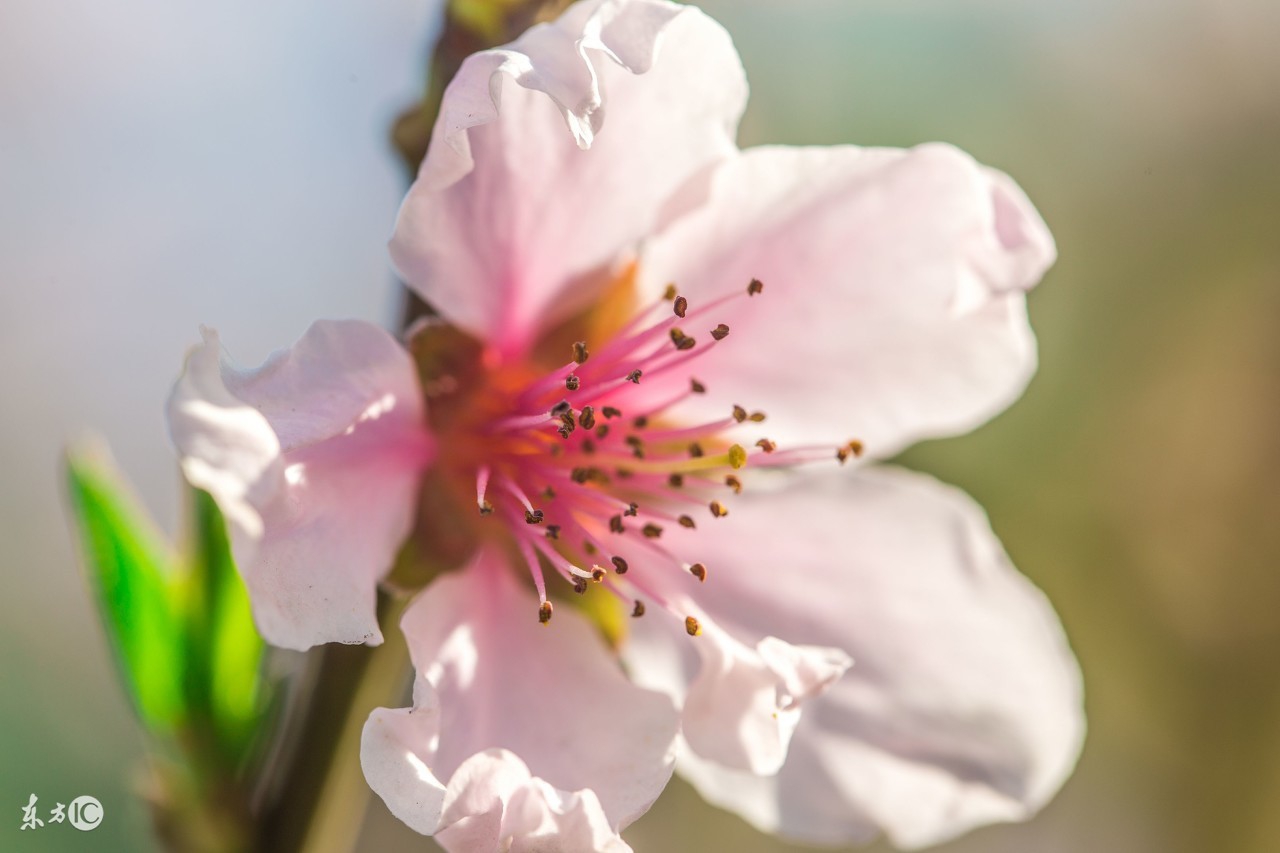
[65,443,187,732]
[184,488,266,763]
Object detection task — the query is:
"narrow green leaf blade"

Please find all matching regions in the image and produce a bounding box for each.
[187,488,266,763]
[65,444,187,732]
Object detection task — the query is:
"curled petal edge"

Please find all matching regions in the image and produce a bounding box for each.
[656,606,852,777]
[422,0,688,191]
[361,678,631,853]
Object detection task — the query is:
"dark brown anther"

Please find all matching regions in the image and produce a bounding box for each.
[579,406,596,430]
[668,473,685,488]
[747,278,764,296]
[581,438,597,454]
[571,467,609,485]
[837,440,865,464]
[756,438,776,453]
[711,323,730,341]
[673,296,688,318]
[675,335,696,351]
[709,501,729,518]
[595,424,610,440]
[565,374,581,391]
[624,436,645,459]
[678,515,697,529]
[724,475,743,494]
[542,486,556,500]
[633,415,649,428]
[539,601,553,624]
[584,541,598,555]
[689,563,707,582]
[732,405,748,423]
[572,341,590,364]
[749,411,767,423]
[609,515,625,533]
[602,406,622,419]
[669,327,687,346]
[573,577,588,595]
[591,566,606,582]
[685,615,702,636]
[632,600,646,618]
[611,556,629,574]
[642,523,663,539]
[550,399,572,418]
[690,378,707,394]
[663,283,678,300]
[525,509,545,524]
[479,500,494,516]
[626,369,643,384]
[545,524,561,540]
[689,442,705,458]
[623,502,640,517]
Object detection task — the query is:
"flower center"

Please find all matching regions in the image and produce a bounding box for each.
[406,279,862,628]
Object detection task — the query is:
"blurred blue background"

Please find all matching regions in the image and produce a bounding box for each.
[3,0,1278,851]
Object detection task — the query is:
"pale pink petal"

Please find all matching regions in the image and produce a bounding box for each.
[433,751,525,852]
[381,551,679,830]
[631,608,850,776]
[167,321,432,650]
[433,751,631,853]
[359,677,448,836]
[639,143,1055,458]
[362,708,632,851]
[627,466,1084,847]
[391,0,746,350]
[504,775,632,853]
[755,636,853,711]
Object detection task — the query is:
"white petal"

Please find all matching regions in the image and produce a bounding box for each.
[167,320,431,650]
[629,466,1084,847]
[359,677,448,836]
[435,750,532,852]
[391,0,746,350]
[756,636,854,711]
[682,617,849,776]
[381,552,679,830]
[364,717,632,852]
[504,776,632,853]
[639,143,1055,458]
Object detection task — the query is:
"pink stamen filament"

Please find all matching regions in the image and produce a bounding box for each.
[636,416,738,445]
[516,536,549,607]
[475,465,491,511]
[496,474,537,513]
[748,445,851,467]
[517,359,586,405]
[453,278,849,622]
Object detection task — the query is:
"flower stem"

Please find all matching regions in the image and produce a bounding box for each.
[252,593,411,853]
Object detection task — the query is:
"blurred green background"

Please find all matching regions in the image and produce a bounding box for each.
[4,0,1278,851]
